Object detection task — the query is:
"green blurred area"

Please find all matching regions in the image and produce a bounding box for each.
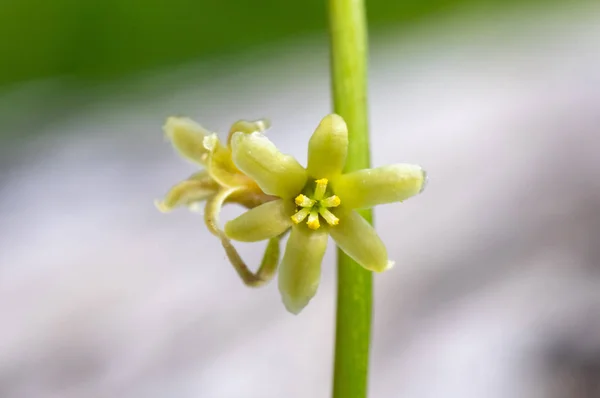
[0,0,548,89]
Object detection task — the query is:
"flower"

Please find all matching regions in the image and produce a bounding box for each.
[156,116,283,286]
[224,114,427,313]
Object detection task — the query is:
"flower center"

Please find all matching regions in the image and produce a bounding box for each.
[291,178,341,230]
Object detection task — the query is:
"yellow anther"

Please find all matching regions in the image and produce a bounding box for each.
[319,208,339,226]
[292,178,341,229]
[291,207,311,224]
[295,194,316,207]
[321,195,341,208]
[307,210,320,230]
[314,178,328,200]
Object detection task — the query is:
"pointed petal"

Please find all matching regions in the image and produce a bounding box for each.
[329,210,391,272]
[230,131,307,199]
[227,118,271,145]
[155,172,218,212]
[334,164,427,210]
[278,225,328,314]
[224,199,294,242]
[307,114,348,179]
[164,117,211,165]
[202,134,252,188]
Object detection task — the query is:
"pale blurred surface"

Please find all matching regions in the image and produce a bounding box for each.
[1,3,600,398]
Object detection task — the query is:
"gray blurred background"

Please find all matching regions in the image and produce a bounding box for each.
[1,1,600,397]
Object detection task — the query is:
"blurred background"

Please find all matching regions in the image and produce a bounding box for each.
[1,0,600,397]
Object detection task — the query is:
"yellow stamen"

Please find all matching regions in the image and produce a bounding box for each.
[307,210,320,230]
[321,195,341,208]
[314,178,328,200]
[319,208,339,226]
[291,207,311,224]
[291,178,342,230]
[295,194,316,207]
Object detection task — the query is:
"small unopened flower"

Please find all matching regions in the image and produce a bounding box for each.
[156,116,281,286]
[224,114,427,313]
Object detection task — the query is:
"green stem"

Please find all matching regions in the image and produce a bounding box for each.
[328,0,372,397]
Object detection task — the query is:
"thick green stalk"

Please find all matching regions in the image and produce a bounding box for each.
[328,0,372,397]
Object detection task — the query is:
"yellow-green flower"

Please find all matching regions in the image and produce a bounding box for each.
[224,114,427,313]
[156,116,282,286]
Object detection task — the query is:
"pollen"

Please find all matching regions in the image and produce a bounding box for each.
[295,194,316,207]
[307,210,320,230]
[314,178,328,200]
[291,207,311,224]
[291,178,342,229]
[319,208,339,226]
[321,195,340,208]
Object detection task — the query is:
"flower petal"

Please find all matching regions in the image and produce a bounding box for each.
[155,172,218,212]
[278,225,328,314]
[230,131,307,199]
[224,199,294,242]
[333,164,427,210]
[307,114,348,179]
[227,118,271,145]
[329,210,391,272]
[164,117,211,165]
[202,134,252,188]
[226,189,278,210]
